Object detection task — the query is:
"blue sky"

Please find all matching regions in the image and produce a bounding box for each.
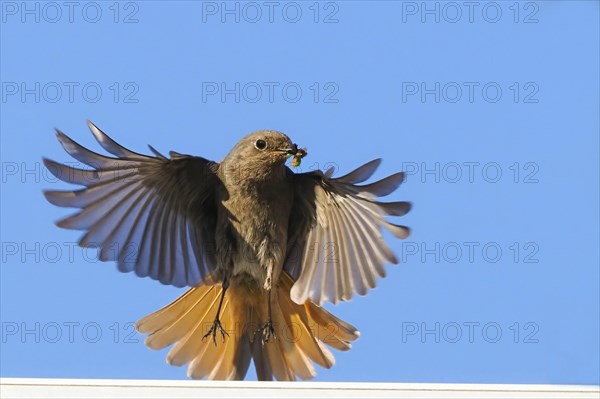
[1,0,598,385]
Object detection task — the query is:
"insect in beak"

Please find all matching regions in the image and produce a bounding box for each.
[280,144,307,167]
[291,147,307,168]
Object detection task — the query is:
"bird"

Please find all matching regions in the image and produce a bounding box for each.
[43,120,411,380]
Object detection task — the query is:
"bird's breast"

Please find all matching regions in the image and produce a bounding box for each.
[216,184,294,288]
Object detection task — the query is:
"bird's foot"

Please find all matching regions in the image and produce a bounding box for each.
[255,319,277,344]
[202,318,229,345]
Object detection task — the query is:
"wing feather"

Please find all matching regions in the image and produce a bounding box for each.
[100,189,152,263]
[286,160,410,305]
[334,158,381,184]
[87,120,151,160]
[43,121,221,287]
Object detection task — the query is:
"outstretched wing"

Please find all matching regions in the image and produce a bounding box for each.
[43,121,222,287]
[285,159,411,305]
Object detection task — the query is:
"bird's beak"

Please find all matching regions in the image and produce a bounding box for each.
[279,143,299,157]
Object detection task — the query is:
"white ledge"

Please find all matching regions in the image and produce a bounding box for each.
[1,378,599,399]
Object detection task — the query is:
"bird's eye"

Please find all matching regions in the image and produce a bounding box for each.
[255,139,267,150]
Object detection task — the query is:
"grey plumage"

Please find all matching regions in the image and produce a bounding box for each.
[43,121,411,380]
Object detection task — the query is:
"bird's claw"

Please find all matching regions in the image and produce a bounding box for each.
[255,320,277,344]
[202,319,229,345]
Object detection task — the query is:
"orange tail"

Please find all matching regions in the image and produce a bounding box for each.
[135,272,359,380]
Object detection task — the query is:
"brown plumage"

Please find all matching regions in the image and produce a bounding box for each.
[43,121,411,380]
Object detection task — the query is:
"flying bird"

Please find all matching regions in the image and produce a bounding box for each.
[43,121,411,380]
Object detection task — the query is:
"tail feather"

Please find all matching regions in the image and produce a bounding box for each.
[306,305,359,342]
[264,339,294,381]
[305,304,359,350]
[135,272,359,380]
[189,301,233,379]
[208,300,252,380]
[137,284,220,349]
[232,337,253,379]
[251,339,273,381]
[271,296,316,380]
[279,298,335,368]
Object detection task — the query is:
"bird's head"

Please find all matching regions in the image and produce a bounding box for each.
[222,130,307,180]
